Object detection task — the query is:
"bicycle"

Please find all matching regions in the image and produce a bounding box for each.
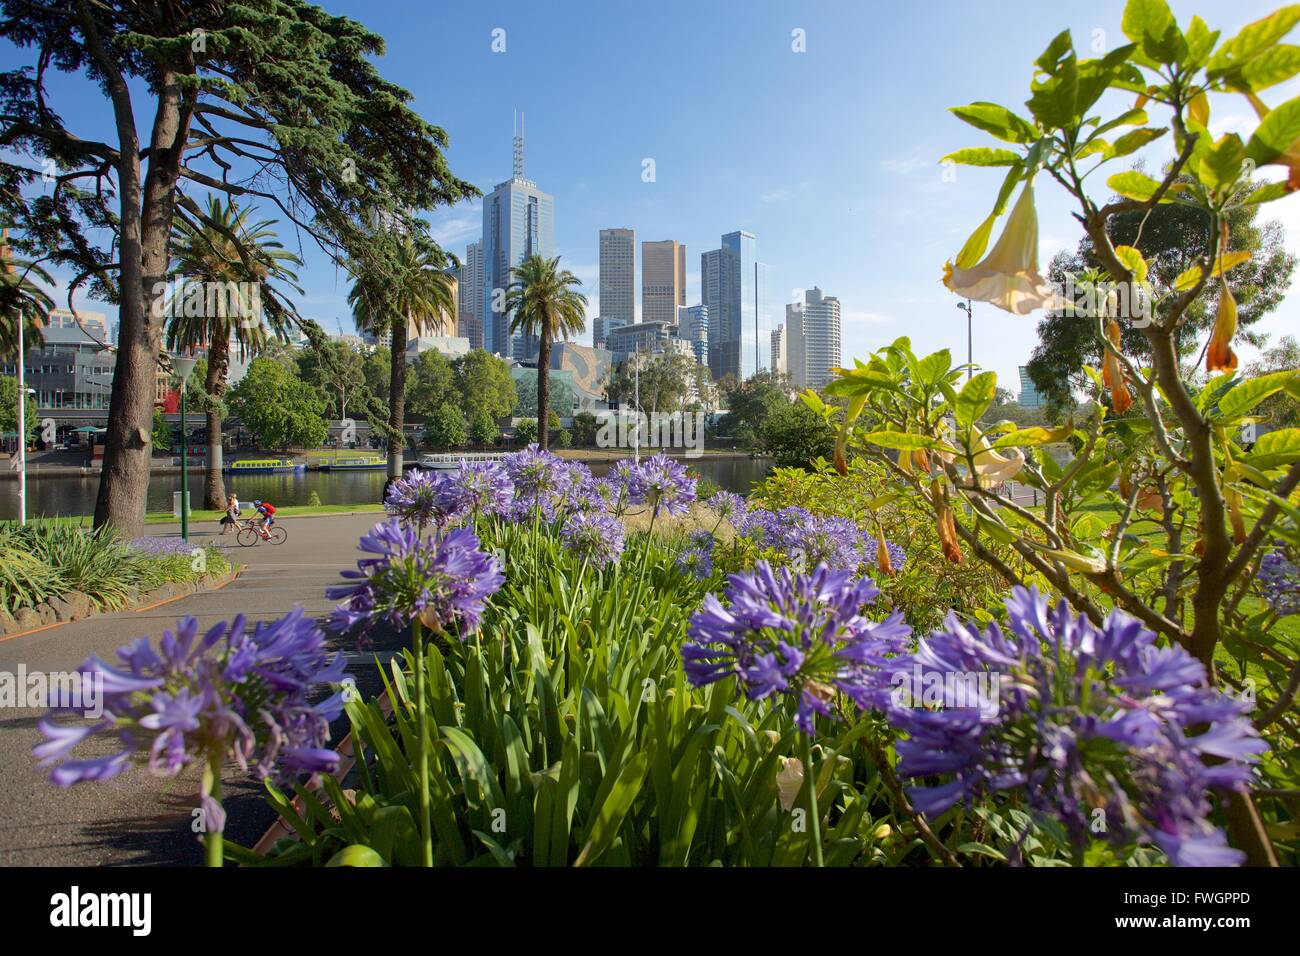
[236,518,287,547]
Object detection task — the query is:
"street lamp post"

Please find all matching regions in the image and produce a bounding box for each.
[16,316,27,525]
[171,354,198,541]
[955,299,973,381]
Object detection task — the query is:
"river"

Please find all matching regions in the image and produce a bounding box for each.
[1,455,774,520]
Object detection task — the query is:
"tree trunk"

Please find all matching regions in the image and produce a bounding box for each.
[537,328,552,450]
[387,314,408,476]
[91,55,194,537]
[203,336,229,509]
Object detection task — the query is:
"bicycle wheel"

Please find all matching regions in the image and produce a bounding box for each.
[268,525,287,545]
[236,526,259,547]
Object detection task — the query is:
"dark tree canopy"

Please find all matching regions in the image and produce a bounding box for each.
[1026,180,1295,413]
[0,0,476,533]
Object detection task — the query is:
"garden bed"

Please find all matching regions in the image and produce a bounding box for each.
[0,523,239,636]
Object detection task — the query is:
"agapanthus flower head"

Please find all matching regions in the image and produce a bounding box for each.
[35,607,350,802]
[887,586,1267,866]
[629,453,697,518]
[790,514,864,572]
[451,461,514,518]
[503,444,567,512]
[560,511,625,568]
[683,561,912,734]
[1259,550,1300,617]
[705,491,747,523]
[556,461,604,517]
[676,531,715,579]
[327,519,504,640]
[385,469,467,530]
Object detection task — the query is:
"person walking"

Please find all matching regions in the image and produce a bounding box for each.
[220,493,241,534]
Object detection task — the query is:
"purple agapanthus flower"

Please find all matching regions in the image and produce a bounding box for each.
[1259,550,1300,617]
[503,444,567,518]
[385,469,468,531]
[451,461,514,518]
[683,561,912,734]
[128,536,205,559]
[630,453,698,518]
[35,608,350,806]
[327,519,504,640]
[790,515,864,572]
[560,511,626,568]
[705,491,747,523]
[886,586,1267,866]
[676,531,715,578]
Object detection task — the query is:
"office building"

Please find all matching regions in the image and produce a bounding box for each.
[702,230,767,381]
[771,324,785,376]
[479,114,555,359]
[599,228,635,334]
[1019,366,1046,407]
[642,239,686,327]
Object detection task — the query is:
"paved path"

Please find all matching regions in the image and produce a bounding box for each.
[0,512,394,866]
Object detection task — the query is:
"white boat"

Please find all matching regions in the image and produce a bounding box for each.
[416,452,509,471]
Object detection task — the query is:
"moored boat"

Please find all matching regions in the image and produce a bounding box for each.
[224,457,306,474]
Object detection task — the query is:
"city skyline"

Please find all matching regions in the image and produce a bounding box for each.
[21,0,1300,389]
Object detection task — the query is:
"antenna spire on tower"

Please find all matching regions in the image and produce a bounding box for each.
[513,110,525,179]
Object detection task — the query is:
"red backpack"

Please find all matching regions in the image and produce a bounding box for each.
[260,503,276,515]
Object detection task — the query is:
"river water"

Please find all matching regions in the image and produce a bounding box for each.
[1,455,774,520]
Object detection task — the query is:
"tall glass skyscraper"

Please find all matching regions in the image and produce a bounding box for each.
[703,230,768,381]
[480,116,555,358]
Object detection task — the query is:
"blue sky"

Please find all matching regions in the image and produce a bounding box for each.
[17,0,1300,387]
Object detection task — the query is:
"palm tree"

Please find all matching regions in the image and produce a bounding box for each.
[166,197,302,508]
[0,230,54,359]
[348,234,456,476]
[505,255,587,450]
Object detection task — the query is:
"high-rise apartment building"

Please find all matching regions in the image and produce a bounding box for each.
[780,288,839,389]
[771,324,785,376]
[702,231,767,381]
[479,114,555,359]
[800,287,840,390]
[599,228,635,335]
[641,239,686,328]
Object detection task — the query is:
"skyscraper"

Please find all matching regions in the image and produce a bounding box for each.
[1019,366,1045,407]
[800,287,840,390]
[702,231,767,381]
[784,301,806,387]
[479,113,555,359]
[771,324,785,377]
[599,228,635,338]
[642,239,686,327]
[680,304,709,366]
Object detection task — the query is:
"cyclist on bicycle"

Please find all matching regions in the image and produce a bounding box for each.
[252,499,277,539]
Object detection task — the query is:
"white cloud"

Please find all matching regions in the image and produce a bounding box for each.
[425,200,482,251]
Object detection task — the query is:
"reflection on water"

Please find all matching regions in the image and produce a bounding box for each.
[1,456,774,520]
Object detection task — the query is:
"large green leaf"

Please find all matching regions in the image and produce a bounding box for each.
[949,102,1038,144]
[955,371,998,430]
[1246,96,1300,166]
[574,750,650,866]
[941,147,1023,166]
[1245,427,1300,471]
[1217,369,1300,420]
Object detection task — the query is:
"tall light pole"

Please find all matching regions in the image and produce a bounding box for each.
[172,354,198,541]
[16,311,27,525]
[955,299,973,380]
